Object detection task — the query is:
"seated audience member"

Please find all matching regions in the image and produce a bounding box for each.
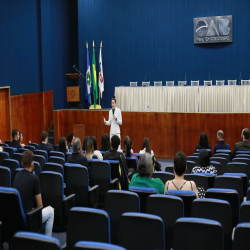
[58,137,68,154]
[165,152,199,197]
[67,132,75,150]
[192,149,217,174]
[99,133,110,151]
[194,132,212,156]
[129,153,164,194]
[10,129,22,149]
[67,137,89,169]
[84,138,95,159]
[123,136,138,165]
[232,128,250,158]
[91,136,103,160]
[139,137,154,157]
[213,130,231,155]
[13,151,54,236]
[82,136,90,151]
[18,131,25,147]
[36,131,52,154]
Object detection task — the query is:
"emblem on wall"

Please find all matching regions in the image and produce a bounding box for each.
[194,15,232,44]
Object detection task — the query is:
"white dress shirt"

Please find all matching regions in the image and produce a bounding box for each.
[105,107,122,135]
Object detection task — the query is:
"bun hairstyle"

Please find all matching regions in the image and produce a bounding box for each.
[111,96,116,103]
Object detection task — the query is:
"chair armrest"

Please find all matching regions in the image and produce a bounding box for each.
[62,194,75,224]
[110,178,119,189]
[88,185,99,208]
[26,206,43,233]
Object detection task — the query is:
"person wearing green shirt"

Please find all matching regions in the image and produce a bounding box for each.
[129,152,165,194]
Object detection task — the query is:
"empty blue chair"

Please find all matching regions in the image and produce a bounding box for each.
[24,145,36,152]
[33,161,41,176]
[187,161,196,173]
[12,232,62,250]
[194,173,216,188]
[18,148,29,154]
[2,159,20,186]
[0,151,9,165]
[146,194,183,249]
[0,187,43,244]
[233,223,250,250]
[48,156,65,166]
[67,207,110,250]
[185,174,209,191]
[118,212,165,250]
[223,173,248,196]
[210,157,227,173]
[74,241,126,250]
[173,218,223,250]
[235,154,250,159]
[239,201,250,223]
[214,153,231,163]
[0,166,11,187]
[165,165,174,173]
[3,147,17,158]
[29,143,38,148]
[49,151,65,159]
[129,186,157,213]
[34,155,45,172]
[236,151,250,155]
[152,171,174,184]
[166,190,197,217]
[12,153,23,166]
[34,150,48,162]
[4,140,12,146]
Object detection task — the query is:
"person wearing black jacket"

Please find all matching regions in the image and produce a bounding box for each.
[10,129,22,149]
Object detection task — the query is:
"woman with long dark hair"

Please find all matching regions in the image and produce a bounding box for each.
[59,137,68,154]
[99,133,110,151]
[139,137,154,157]
[123,136,138,164]
[194,132,212,156]
[91,136,103,160]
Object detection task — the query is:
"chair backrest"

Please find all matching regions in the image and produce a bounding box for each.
[178,81,186,86]
[173,218,223,250]
[34,155,45,172]
[192,198,232,250]
[216,80,225,86]
[165,190,196,217]
[214,153,231,163]
[12,153,23,166]
[39,171,64,230]
[186,156,199,166]
[236,150,250,155]
[191,80,199,86]
[18,148,29,154]
[44,163,64,176]
[187,161,196,173]
[228,79,236,85]
[4,140,12,146]
[233,223,250,250]
[210,161,223,175]
[194,173,216,188]
[204,80,212,86]
[0,151,10,165]
[24,145,36,152]
[225,162,248,177]
[130,82,137,87]
[232,158,250,176]
[49,156,65,166]
[128,186,157,213]
[165,165,174,173]
[33,161,41,176]
[152,171,174,184]
[0,187,28,243]
[146,194,183,249]
[67,207,110,250]
[104,190,140,244]
[205,188,239,228]
[34,150,48,162]
[210,157,227,174]
[73,241,126,250]
[0,143,9,147]
[235,154,250,159]
[239,201,250,223]
[166,81,174,86]
[3,147,17,158]
[29,143,38,148]
[184,174,209,190]
[0,166,11,187]
[142,81,150,87]
[125,157,137,173]
[49,151,65,160]
[154,81,162,86]
[241,79,250,85]
[118,212,164,250]
[2,159,20,185]
[65,165,89,207]
[247,187,250,201]
[12,232,62,250]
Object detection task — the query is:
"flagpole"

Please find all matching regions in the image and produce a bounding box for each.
[99,41,102,106]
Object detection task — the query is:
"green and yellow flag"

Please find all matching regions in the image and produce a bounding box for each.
[92,41,98,108]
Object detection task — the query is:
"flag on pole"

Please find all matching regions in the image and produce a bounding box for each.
[86,42,92,107]
[92,41,98,108]
[98,41,104,98]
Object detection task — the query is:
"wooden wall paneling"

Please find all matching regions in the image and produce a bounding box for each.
[0,87,11,142]
[74,124,85,146]
[43,90,54,132]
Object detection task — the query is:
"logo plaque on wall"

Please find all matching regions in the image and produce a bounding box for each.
[194,15,232,44]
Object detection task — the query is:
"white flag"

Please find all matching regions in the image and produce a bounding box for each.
[98,47,104,98]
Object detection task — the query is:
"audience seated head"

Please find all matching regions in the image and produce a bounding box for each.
[217,130,224,141]
[138,152,153,177]
[40,131,48,143]
[199,132,210,148]
[73,137,81,153]
[142,137,151,154]
[59,137,68,153]
[242,128,250,141]
[85,138,94,158]
[91,136,98,151]
[67,132,75,145]
[19,131,23,144]
[199,149,210,167]
[123,136,132,157]
[12,129,19,141]
[174,151,187,177]
[111,135,120,151]
[101,133,110,151]
[83,136,90,150]
[22,150,34,170]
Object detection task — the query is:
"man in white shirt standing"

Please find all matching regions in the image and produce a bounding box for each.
[103,96,122,143]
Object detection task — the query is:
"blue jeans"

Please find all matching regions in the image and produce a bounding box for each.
[42,206,54,236]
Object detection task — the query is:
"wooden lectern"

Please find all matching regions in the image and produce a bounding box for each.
[65,73,80,102]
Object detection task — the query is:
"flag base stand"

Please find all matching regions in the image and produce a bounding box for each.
[89,104,102,110]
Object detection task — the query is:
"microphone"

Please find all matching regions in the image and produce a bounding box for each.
[112,109,115,115]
